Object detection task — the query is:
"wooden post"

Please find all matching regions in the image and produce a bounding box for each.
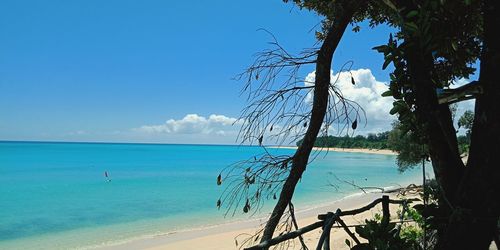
[316,212,335,250]
[334,209,361,245]
[323,229,330,250]
[381,195,390,226]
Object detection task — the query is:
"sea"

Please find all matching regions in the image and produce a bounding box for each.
[0,141,421,249]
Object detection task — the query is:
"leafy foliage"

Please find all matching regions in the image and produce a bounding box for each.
[387,121,427,172]
[237,0,498,248]
[352,220,419,250]
[374,0,481,141]
[458,110,474,140]
[296,132,389,149]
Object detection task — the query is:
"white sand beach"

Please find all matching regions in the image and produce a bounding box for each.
[98,146,410,250]
[270,146,397,155]
[102,191,417,250]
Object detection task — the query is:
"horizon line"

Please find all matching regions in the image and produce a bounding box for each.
[0,139,291,147]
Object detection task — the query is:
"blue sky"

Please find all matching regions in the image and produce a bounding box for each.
[0,1,473,144]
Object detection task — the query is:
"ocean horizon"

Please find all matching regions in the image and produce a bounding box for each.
[0,141,421,249]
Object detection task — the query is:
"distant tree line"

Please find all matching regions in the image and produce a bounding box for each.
[296,110,473,173]
[296,132,390,149]
[222,0,499,246]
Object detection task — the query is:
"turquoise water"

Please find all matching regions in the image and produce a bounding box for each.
[0,141,420,249]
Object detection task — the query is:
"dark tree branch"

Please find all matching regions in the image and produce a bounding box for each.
[246,196,416,250]
[259,0,367,244]
[289,202,308,250]
[334,211,361,245]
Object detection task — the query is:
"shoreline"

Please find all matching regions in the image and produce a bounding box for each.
[270,146,397,155]
[101,183,420,250]
[98,150,413,250]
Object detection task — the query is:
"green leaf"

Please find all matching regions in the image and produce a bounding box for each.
[345,239,351,247]
[382,90,393,97]
[406,10,418,18]
[382,55,394,70]
[382,0,397,11]
[390,73,396,81]
[355,225,369,239]
[390,106,400,115]
[372,45,388,53]
[404,22,419,33]
[351,243,371,250]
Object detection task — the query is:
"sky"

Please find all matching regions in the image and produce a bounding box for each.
[0,0,475,144]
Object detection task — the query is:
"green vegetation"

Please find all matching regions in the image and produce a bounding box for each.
[296,132,389,149]
[457,110,474,153]
[297,116,472,173]
[387,121,428,172]
[226,0,500,248]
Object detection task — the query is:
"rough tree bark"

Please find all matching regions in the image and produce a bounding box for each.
[251,1,499,249]
[403,1,500,249]
[441,0,500,249]
[259,0,367,246]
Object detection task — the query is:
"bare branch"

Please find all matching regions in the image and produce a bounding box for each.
[217,152,294,217]
[245,196,417,250]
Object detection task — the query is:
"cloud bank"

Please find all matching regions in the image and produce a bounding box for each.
[137,114,240,136]
[305,68,395,133]
[131,69,476,144]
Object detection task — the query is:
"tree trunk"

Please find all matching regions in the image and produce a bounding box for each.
[259,0,366,245]
[439,0,500,249]
[404,37,465,204]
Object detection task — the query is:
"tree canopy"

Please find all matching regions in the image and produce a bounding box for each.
[219,0,499,249]
[296,133,389,149]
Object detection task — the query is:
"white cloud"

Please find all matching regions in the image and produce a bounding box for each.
[136,114,239,135]
[305,68,394,133]
[66,130,88,136]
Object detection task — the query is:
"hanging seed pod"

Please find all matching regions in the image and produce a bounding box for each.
[270,125,273,132]
[216,199,221,209]
[255,73,259,80]
[246,167,251,172]
[258,135,263,146]
[281,160,287,169]
[216,174,222,185]
[273,193,277,200]
[352,119,358,130]
[243,199,250,213]
[235,239,238,246]
[303,122,307,128]
[351,76,356,85]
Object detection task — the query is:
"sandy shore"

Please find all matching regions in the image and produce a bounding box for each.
[270,146,397,155]
[100,147,404,250]
[101,191,416,250]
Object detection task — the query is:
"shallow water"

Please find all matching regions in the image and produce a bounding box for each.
[0,141,420,249]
